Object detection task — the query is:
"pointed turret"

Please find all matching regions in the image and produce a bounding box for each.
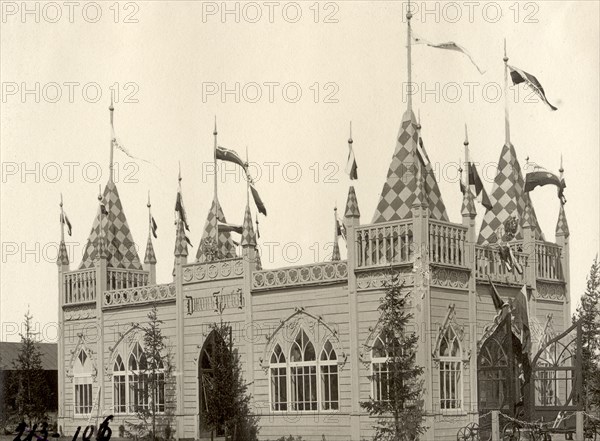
[57,195,70,268]
[461,126,476,218]
[174,217,189,258]
[144,193,158,266]
[196,198,237,262]
[477,144,544,244]
[555,204,569,237]
[331,207,341,262]
[241,204,257,247]
[344,186,360,219]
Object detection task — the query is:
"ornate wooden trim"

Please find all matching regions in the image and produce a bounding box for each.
[356,267,414,291]
[252,261,348,291]
[535,280,565,301]
[430,266,470,290]
[103,283,175,308]
[182,258,244,284]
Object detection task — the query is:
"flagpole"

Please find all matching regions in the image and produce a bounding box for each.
[503,39,511,145]
[406,0,413,113]
[60,193,65,242]
[109,99,115,183]
[97,184,104,254]
[147,190,152,236]
[213,117,219,243]
[245,146,250,206]
[464,123,470,186]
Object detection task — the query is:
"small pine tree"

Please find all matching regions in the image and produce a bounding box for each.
[11,310,50,425]
[202,320,259,441]
[127,304,175,441]
[573,256,600,410]
[360,273,427,441]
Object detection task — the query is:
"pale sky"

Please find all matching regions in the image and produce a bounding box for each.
[1,1,599,342]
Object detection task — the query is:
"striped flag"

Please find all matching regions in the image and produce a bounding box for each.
[508,65,557,111]
[218,222,243,234]
[345,143,358,180]
[175,192,190,231]
[468,163,493,210]
[413,35,485,74]
[216,146,247,170]
[336,217,346,241]
[151,216,158,239]
[60,212,72,236]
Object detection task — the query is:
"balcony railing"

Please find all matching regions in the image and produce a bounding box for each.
[535,242,563,281]
[428,220,467,267]
[64,269,96,305]
[107,268,149,291]
[475,246,528,285]
[355,220,413,269]
[103,283,175,308]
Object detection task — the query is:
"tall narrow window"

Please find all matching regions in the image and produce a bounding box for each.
[320,340,339,410]
[269,344,287,411]
[438,326,462,410]
[129,342,148,413]
[289,329,317,411]
[371,332,400,402]
[113,355,126,414]
[74,349,93,415]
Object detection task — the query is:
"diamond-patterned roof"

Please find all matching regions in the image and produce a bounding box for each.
[144,232,157,264]
[196,198,237,262]
[344,186,360,218]
[79,180,142,270]
[372,109,449,223]
[241,204,256,247]
[478,143,544,244]
[174,218,188,257]
[556,204,569,237]
[461,186,477,217]
[57,240,69,266]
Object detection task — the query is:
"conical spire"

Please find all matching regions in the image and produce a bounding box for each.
[344,186,360,218]
[522,196,534,228]
[241,204,257,247]
[196,198,237,262]
[174,217,189,257]
[79,180,142,269]
[331,207,341,261]
[478,143,544,244]
[555,204,569,237]
[57,194,70,267]
[461,125,476,217]
[144,193,157,264]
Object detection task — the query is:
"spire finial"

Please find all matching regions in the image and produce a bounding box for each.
[178,161,182,182]
[503,38,511,145]
[464,123,469,146]
[559,154,564,174]
[109,99,115,182]
[417,109,421,130]
[348,121,353,144]
[147,190,151,208]
[406,0,413,112]
[458,158,463,175]
[213,116,218,136]
[60,192,63,208]
[98,184,102,201]
[503,38,508,63]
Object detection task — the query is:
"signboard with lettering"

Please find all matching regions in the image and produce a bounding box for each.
[185,287,244,315]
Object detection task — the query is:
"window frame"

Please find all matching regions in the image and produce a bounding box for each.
[437,326,463,412]
[73,349,94,416]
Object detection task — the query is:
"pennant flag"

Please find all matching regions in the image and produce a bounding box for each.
[345,144,358,180]
[508,65,557,111]
[185,235,193,247]
[111,128,154,167]
[416,137,430,167]
[175,191,190,231]
[525,170,566,204]
[216,146,247,170]
[250,184,267,216]
[218,222,243,234]
[151,216,158,239]
[512,285,532,353]
[467,163,493,210]
[487,276,506,311]
[413,35,485,74]
[336,217,347,240]
[60,212,72,236]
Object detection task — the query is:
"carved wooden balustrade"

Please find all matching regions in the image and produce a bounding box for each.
[535,242,563,281]
[103,283,176,308]
[107,268,149,290]
[63,269,97,305]
[252,261,348,290]
[475,245,528,285]
[355,220,413,269]
[428,220,468,267]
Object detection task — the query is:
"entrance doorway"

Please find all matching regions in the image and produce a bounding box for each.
[198,330,227,438]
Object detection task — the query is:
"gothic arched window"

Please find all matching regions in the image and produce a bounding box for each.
[320,340,339,410]
[438,326,462,410]
[74,349,93,415]
[269,344,287,411]
[371,332,400,402]
[113,355,126,413]
[127,342,165,414]
[289,329,317,411]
